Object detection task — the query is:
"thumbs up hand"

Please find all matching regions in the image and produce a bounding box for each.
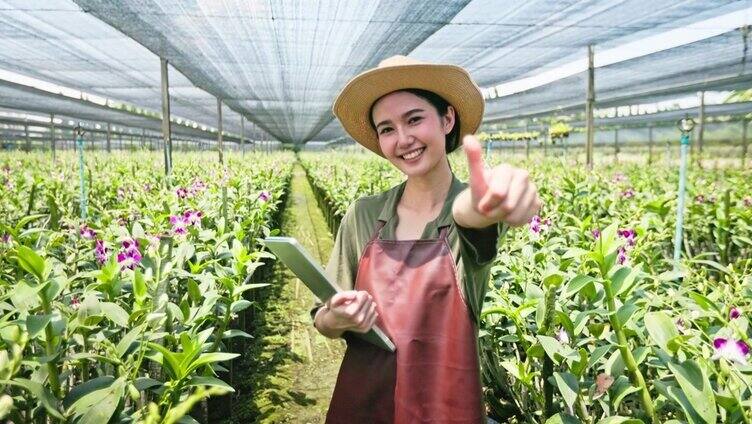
[452,135,541,228]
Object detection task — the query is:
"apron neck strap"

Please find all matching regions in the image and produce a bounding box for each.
[438,225,450,240]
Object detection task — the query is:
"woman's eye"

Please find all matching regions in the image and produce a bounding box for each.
[379,127,393,135]
[408,116,422,124]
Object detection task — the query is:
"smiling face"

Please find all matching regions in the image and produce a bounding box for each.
[371,90,455,178]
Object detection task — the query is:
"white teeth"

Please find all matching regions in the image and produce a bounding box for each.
[402,147,424,160]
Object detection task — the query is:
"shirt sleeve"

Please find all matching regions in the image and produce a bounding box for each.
[309,201,360,323]
[455,220,505,266]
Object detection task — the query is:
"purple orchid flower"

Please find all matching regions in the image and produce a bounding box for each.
[617,228,637,247]
[117,239,142,270]
[676,318,687,334]
[169,215,188,235]
[730,307,741,320]
[176,187,188,199]
[188,180,207,196]
[621,188,635,198]
[744,197,752,208]
[556,327,570,344]
[617,246,629,265]
[712,337,750,365]
[94,239,108,265]
[258,191,271,202]
[591,228,601,239]
[70,295,81,310]
[80,225,96,240]
[183,210,204,226]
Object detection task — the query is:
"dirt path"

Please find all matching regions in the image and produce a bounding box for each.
[229,163,345,423]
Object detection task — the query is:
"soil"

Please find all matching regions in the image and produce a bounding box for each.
[226,163,346,423]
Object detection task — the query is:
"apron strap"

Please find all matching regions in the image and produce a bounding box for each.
[438,224,451,240]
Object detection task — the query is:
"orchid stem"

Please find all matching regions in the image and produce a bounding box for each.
[603,278,657,424]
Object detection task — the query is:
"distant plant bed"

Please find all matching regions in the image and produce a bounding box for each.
[479,131,541,142]
[549,122,572,142]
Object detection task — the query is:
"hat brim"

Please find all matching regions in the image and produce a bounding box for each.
[333,63,484,157]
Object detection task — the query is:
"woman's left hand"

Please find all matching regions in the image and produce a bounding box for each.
[452,135,542,228]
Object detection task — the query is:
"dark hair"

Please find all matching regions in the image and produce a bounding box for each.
[369,88,462,154]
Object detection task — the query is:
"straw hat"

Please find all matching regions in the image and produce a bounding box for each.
[332,55,485,157]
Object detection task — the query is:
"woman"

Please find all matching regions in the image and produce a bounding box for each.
[311,55,541,423]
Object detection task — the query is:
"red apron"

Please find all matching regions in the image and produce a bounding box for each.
[326,220,484,423]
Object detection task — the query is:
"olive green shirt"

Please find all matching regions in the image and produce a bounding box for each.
[310,172,506,327]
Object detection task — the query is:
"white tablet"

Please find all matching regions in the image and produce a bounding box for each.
[263,236,396,352]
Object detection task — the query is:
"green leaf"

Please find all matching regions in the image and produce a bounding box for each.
[542,269,565,288]
[688,292,721,314]
[185,352,239,375]
[14,245,48,282]
[537,335,562,364]
[667,385,708,424]
[616,302,639,327]
[667,360,716,424]
[63,375,115,410]
[611,264,642,297]
[100,302,130,327]
[187,376,235,392]
[644,311,679,354]
[222,329,253,339]
[596,417,644,424]
[0,378,63,419]
[116,324,145,358]
[148,342,182,380]
[9,281,43,311]
[563,275,596,299]
[230,299,252,313]
[545,413,581,424]
[133,269,147,303]
[610,375,641,410]
[70,377,126,424]
[134,377,162,392]
[26,314,52,339]
[586,345,612,370]
[552,372,579,412]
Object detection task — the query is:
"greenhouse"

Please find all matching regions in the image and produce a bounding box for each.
[1,1,751,423]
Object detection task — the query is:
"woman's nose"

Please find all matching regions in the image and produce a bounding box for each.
[396,126,415,148]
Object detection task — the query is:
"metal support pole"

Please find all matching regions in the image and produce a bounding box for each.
[106,123,111,153]
[75,126,88,220]
[160,58,173,176]
[742,118,748,169]
[613,128,619,163]
[241,116,245,156]
[585,45,595,169]
[526,135,531,160]
[648,126,654,165]
[673,132,691,271]
[141,128,146,149]
[543,127,548,157]
[217,98,224,164]
[24,121,30,152]
[50,114,56,162]
[696,91,705,163]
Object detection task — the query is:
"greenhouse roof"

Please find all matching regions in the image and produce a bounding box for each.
[1,1,751,143]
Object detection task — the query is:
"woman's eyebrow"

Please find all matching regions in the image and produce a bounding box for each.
[375,108,425,128]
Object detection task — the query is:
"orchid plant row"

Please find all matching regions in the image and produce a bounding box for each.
[0,151,293,422]
[300,152,752,423]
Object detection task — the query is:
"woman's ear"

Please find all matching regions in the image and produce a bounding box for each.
[443,106,456,135]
